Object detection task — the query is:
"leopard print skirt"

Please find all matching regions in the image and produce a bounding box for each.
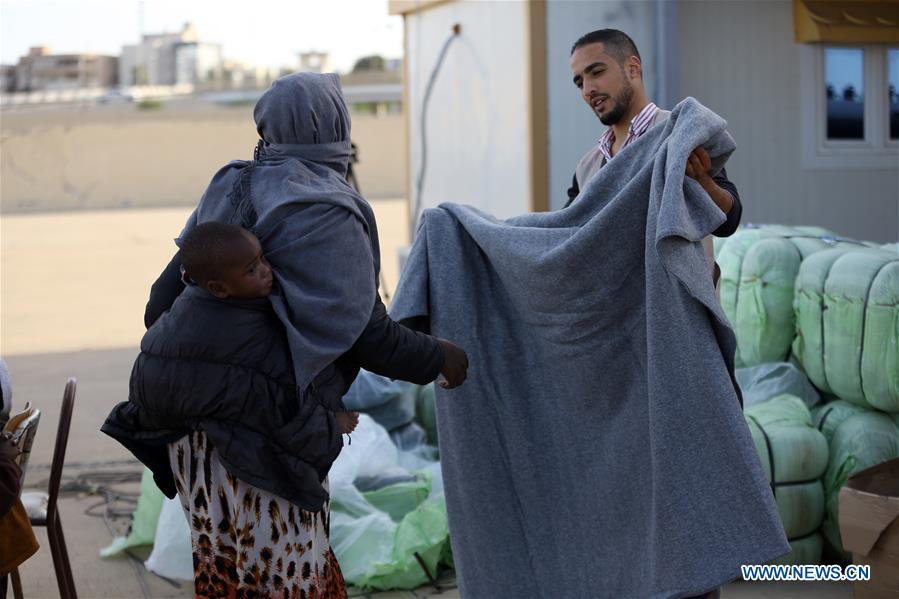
[168,431,347,599]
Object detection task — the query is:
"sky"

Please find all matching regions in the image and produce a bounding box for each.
[0,0,404,72]
[825,48,863,97]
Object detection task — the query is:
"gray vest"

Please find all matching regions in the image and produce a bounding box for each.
[575,109,671,191]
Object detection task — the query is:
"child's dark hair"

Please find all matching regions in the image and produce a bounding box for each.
[180,222,248,285]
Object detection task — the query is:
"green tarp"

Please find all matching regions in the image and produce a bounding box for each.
[793,247,899,412]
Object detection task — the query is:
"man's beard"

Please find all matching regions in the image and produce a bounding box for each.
[598,79,634,126]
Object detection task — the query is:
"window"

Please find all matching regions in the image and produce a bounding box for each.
[825,48,863,140]
[890,49,898,141]
[801,44,898,169]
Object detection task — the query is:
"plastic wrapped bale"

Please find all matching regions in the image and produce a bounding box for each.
[390,421,429,451]
[343,370,419,431]
[328,415,452,590]
[736,361,820,408]
[712,234,730,260]
[716,225,859,367]
[356,497,451,591]
[821,412,899,556]
[793,247,899,412]
[810,400,869,444]
[744,394,829,562]
[415,383,438,446]
[100,467,165,557]
[331,484,450,591]
[362,472,433,522]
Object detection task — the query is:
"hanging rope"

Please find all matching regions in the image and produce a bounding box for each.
[411,23,462,239]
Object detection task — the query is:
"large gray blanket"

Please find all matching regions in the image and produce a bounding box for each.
[390,98,789,598]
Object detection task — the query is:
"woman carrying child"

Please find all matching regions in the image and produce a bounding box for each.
[104,72,468,598]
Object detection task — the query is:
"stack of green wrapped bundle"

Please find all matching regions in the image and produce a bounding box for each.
[819,411,899,557]
[744,394,829,565]
[793,246,899,413]
[811,399,869,444]
[716,225,865,366]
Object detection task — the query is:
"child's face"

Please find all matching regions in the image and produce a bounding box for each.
[207,231,273,299]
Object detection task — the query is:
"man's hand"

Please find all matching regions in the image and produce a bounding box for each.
[685,146,734,214]
[335,411,359,434]
[685,147,713,184]
[437,339,469,389]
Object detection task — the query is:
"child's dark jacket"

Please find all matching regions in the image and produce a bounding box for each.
[102,285,341,511]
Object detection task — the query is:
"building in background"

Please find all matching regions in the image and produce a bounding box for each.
[175,42,224,87]
[340,54,402,116]
[391,0,898,242]
[1,65,15,92]
[297,51,332,74]
[11,46,118,91]
[120,22,222,87]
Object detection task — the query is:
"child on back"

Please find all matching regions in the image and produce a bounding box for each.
[103,221,356,512]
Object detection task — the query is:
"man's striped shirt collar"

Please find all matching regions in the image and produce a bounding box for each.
[598,102,659,163]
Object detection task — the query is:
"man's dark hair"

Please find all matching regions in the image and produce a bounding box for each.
[180,221,249,285]
[570,29,641,65]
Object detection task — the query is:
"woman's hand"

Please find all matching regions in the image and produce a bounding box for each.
[335,411,359,434]
[437,339,469,389]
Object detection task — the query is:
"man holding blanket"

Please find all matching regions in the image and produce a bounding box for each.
[567,29,742,291]
[390,28,789,599]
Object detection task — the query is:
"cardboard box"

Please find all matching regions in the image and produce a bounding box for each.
[839,458,899,598]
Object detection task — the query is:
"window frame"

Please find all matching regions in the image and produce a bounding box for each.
[800,44,898,169]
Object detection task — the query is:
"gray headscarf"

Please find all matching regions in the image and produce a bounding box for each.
[181,72,380,394]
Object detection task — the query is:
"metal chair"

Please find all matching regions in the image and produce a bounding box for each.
[18,379,78,599]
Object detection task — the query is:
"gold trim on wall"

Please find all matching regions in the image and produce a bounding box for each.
[527,0,549,213]
[795,0,899,43]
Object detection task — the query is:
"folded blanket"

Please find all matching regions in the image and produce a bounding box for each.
[390,97,789,598]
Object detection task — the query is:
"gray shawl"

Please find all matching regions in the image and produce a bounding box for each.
[180,72,379,393]
[390,98,789,598]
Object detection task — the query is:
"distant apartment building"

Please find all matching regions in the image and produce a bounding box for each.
[340,57,402,117]
[297,52,332,74]
[176,42,224,86]
[1,65,15,92]
[12,47,118,92]
[120,22,222,87]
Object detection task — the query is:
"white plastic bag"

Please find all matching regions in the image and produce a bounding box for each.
[144,497,193,581]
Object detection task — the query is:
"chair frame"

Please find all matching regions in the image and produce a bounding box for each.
[11,378,78,599]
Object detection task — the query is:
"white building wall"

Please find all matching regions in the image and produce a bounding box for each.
[545,0,658,210]
[677,0,898,242]
[405,1,530,224]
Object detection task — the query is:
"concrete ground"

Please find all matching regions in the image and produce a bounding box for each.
[2,207,853,598]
